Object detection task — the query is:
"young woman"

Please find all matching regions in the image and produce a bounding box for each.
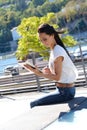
[23,23,78,108]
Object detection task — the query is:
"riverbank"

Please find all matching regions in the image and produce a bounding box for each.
[0,51,16,57]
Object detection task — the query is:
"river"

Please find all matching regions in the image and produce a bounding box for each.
[0,53,18,76]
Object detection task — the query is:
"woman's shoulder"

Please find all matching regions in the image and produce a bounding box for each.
[54,45,66,53]
[52,45,66,58]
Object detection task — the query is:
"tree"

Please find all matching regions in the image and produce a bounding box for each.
[16,13,77,60]
[31,0,47,7]
[0,28,12,43]
[15,0,27,11]
[6,11,21,29]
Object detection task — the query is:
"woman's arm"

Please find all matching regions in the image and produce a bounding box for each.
[41,56,63,81]
[23,56,63,81]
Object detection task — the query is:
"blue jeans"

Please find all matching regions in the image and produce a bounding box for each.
[30,86,75,108]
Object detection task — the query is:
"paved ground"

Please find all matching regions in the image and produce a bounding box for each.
[0,87,87,130]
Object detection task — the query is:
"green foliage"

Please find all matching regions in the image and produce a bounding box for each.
[16,13,76,60]
[62,35,77,47]
[31,0,47,7]
[56,0,87,33]
[0,0,86,54]
[26,0,68,17]
[0,9,21,43]
[0,28,12,43]
[16,13,56,60]
[15,0,27,11]
[0,0,10,7]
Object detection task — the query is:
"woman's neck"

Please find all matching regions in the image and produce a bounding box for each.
[50,43,57,50]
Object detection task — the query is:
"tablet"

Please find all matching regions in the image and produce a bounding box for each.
[18,61,35,68]
[26,63,36,69]
[25,63,42,73]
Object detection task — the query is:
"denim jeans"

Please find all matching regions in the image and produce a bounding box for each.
[30,86,75,108]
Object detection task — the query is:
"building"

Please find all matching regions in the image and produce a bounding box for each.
[11,27,21,41]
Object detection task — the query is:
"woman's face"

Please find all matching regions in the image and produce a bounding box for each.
[38,32,55,48]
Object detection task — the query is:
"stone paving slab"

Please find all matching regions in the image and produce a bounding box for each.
[44,96,87,130]
[0,87,87,130]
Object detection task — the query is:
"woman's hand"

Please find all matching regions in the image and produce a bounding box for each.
[23,64,42,76]
[42,66,51,74]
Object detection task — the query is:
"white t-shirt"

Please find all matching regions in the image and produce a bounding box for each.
[49,45,78,83]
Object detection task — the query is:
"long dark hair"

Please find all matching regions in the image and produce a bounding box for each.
[38,23,70,57]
